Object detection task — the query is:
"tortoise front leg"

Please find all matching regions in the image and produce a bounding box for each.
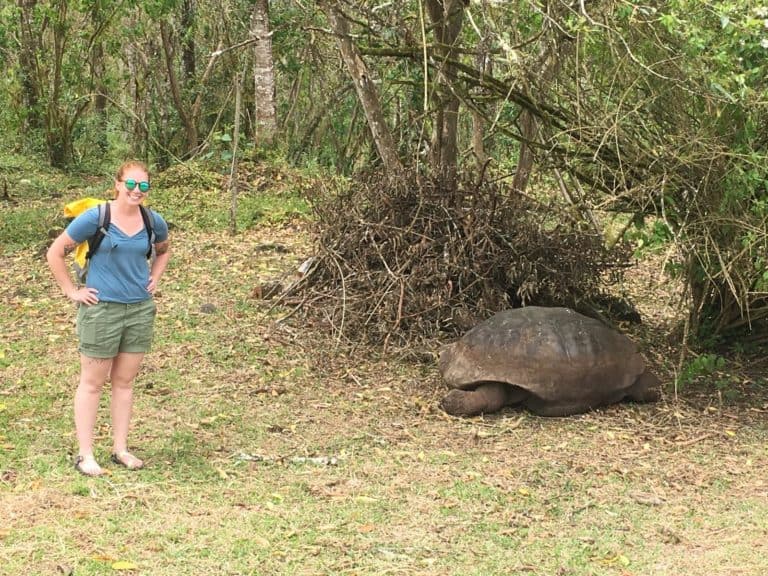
[626,370,661,403]
[440,382,524,416]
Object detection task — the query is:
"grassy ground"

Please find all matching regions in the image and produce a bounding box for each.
[1,157,767,575]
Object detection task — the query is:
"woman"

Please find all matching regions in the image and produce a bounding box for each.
[47,161,171,476]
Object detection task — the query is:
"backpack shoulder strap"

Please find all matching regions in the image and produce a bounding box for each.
[139,205,156,258]
[85,202,111,260]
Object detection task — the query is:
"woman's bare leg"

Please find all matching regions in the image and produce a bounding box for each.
[110,352,145,468]
[75,355,113,474]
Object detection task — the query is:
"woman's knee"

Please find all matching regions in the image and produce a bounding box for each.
[78,376,106,393]
[79,356,112,392]
[110,375,136,390]
[110,353,144,388]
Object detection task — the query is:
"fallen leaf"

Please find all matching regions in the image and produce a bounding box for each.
[354,496,378,504]
[92,554,117,562]
[317,524,337,531]
[111,560,137,570]
[253,536,270,547]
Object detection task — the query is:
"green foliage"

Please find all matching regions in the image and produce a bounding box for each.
[0,0,767,344]
[149,160,311,232]
[679,353,727,387]
[155,185,309,232]
[0,206,59,253]
[660,1,767,99]
[627,219,673,255]
[201,131,234,163]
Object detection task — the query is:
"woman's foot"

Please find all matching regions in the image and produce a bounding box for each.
[74,454,104,477]
[111,450,144,470]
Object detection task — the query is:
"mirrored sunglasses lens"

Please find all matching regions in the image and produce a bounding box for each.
[138,181,150,193]
[124,179,137,190]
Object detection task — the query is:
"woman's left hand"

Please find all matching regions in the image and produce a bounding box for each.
[146,276,157,294]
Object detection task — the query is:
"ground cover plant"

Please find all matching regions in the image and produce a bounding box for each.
[1,156,768,575]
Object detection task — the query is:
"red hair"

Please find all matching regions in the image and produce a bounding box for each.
[113,161,150,199]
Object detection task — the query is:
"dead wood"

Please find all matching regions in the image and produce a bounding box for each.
[289,171,632,345]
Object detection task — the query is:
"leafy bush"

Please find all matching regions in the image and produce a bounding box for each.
[679,353,727,387]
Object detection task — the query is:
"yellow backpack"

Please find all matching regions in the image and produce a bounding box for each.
[64,198,108,280]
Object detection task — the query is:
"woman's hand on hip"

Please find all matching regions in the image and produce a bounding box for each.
[68,287,99,305]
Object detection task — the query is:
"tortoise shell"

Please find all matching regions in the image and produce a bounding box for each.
[438,307,658,415]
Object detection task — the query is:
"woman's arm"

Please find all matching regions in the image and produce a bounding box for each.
[147,239,171,294]
[46,232,99,305]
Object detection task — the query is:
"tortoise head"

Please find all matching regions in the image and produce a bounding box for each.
[438,341,487,389]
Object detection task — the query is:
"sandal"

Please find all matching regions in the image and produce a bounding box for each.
[111,450,144,470]
[74,454,104,477]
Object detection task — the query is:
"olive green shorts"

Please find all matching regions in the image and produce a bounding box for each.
[77,299,157,358]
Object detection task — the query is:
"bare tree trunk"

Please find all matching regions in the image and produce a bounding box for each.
[17,0,42,131]
[160,21,198,155]
[126,36,148,159]
[181,0,196,80]
[88,0,108,155]
[45,0,78,167]
[425,0,466,186]
[229,73,242,236]
[324,4,404,180]
[511,110,538,193]
[251,0,278,146]
[92,39,108,154]
[292,83,353,163]
[471,33,492,169]
[512,30,571,194]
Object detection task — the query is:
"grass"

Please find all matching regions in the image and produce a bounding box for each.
[2,154,768,575]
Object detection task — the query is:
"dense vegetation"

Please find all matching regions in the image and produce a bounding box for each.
[1,0,766,345]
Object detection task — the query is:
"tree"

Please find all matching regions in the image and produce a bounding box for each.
[323,2,404,179]
[16,0,42,132]
[251,0,278,146]
[425,0,466,185]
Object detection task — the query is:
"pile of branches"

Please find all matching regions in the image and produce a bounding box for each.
[292,172,631,345]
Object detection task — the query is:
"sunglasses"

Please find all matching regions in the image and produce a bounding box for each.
[122,179,151,193]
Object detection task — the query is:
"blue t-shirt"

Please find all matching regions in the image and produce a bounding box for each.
[66,204,169,303]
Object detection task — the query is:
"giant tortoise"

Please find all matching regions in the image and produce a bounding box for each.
[438,306,661,417]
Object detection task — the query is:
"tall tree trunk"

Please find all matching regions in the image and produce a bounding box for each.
[181,0,196,80]
[126,37,148,159]
[512,29,570,194]
[92,39,108,154]
[229,73,242,236]
[89,0,108,155]
[471,31,492,170]
[17,0,42,131]
[425,0,466,186]
[251,0,278,146]
[511,110,538,194]
[160,21,198,156]
[45,0,73,167]
[324,4,404,180]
